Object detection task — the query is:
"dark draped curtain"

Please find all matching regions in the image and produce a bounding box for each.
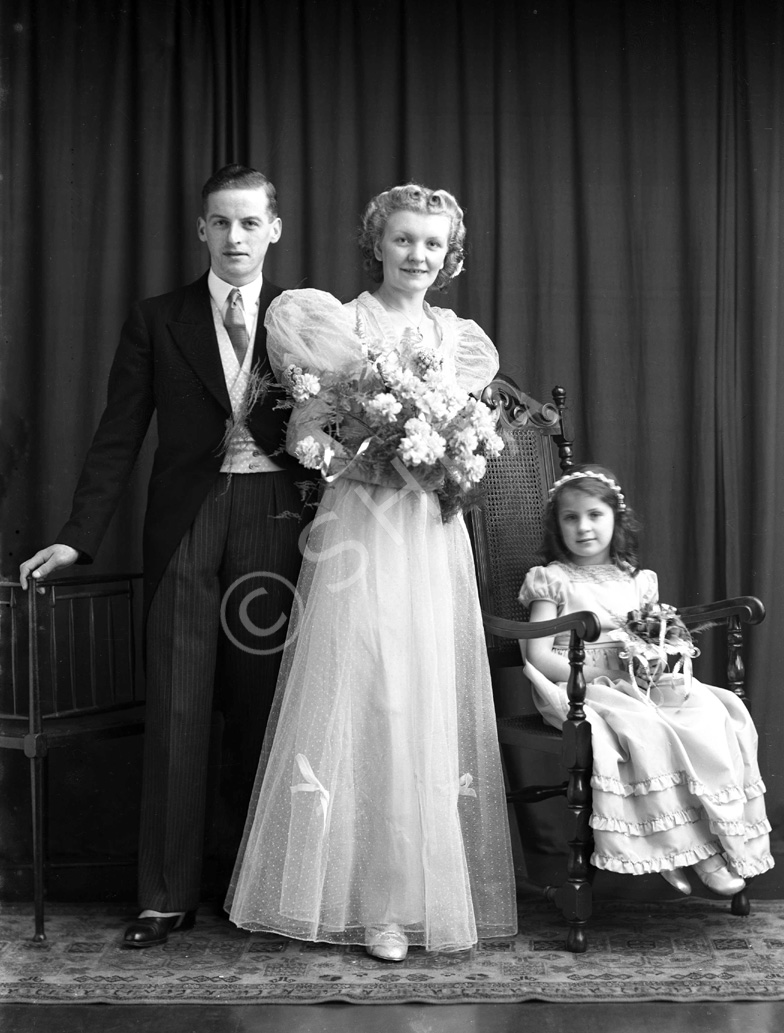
[2,0,782,887]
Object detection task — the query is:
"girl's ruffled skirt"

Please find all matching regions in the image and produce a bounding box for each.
[525,644,774,879]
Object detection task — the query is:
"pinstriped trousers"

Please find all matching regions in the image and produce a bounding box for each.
[139,472,304,913]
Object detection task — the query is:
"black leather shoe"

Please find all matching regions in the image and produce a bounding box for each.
[122,910,196,948]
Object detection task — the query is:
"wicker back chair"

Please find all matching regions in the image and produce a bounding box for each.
[468,376,765,954]
[467,377,600,953]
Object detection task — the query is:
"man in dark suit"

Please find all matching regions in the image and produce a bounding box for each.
[19,164,306,947]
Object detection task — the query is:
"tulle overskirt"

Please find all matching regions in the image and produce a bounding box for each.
[226,479,517,950]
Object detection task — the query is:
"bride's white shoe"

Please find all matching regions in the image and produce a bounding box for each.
[692,856,746,896]
[365,924,409,962]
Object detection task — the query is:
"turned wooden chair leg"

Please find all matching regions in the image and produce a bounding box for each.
[731,882,751,917]
[552,630,594,952]
[546,796,593,953]
[545,828,594,953]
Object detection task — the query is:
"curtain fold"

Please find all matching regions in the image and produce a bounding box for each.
[2,0,782,868]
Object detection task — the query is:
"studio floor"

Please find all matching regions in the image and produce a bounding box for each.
[3,1000,784,1033]
[3,847,784,1033]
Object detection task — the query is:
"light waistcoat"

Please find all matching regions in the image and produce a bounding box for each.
[208,271,284,474]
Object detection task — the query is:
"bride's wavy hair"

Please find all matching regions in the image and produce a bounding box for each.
[541,463,642,572]
[358,183,466,291]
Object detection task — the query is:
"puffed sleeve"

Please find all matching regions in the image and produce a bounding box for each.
[264,288,363,379]
[264,289,364,459]
[435,309,499,394]
[518,564,567,612]
[637,569,659,608]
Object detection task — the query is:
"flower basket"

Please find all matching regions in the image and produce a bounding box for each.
[609,603,702,696]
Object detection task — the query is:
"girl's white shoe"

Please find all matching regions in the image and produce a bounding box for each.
[660,867,692,895]
[365,924,409,962]
[692,856,746,896]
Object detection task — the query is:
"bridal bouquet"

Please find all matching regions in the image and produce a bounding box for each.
[279,335,504,520]
[608,603,701,693]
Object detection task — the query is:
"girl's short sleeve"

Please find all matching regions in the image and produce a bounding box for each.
[518,564,567,611]
[638,569,659,608]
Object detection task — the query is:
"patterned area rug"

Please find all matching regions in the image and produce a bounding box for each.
[1,899,783,1004]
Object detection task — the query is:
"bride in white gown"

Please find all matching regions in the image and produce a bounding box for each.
[225,184,516,960]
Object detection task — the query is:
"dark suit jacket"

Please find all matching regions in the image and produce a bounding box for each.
[58,272,302,620]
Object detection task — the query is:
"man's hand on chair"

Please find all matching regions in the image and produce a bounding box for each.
[19,544,80,591]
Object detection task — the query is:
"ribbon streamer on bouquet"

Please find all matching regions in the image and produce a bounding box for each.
[322,437,373,483]
[678,653,693,703]
[625,652,664,704]
[291,753,330,828]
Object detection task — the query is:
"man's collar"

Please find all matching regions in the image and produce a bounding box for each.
[208,269,263,308]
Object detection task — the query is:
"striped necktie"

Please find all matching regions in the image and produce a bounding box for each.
[224,288,249,365]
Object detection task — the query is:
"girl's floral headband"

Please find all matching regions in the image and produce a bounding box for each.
[548,470,627,511]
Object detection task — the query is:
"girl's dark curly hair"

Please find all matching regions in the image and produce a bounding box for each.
[541,463,642,571]
[357,183,466,291]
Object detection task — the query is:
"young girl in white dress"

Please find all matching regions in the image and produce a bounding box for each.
[519,464,774,895]
[225,184,517,960]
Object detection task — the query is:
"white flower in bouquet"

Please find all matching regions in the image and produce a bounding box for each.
[284,365,322,403]
[462,397,505,456]
[398,416,447,466]
[452,424,480,453]
[279,330,504,519]
[365,346,401,380]
[383,364,421,401]
[293,435,325,470]
[450,452,487,489]
[409,342,443,375]
[416,385,463,422]
[362,392,403,423]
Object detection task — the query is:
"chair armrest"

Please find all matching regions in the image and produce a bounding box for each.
[482,609,602,644]
[0,573,143,588]
[677,596,764,704]
[677,596,765,627]
[482,609,601,716]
